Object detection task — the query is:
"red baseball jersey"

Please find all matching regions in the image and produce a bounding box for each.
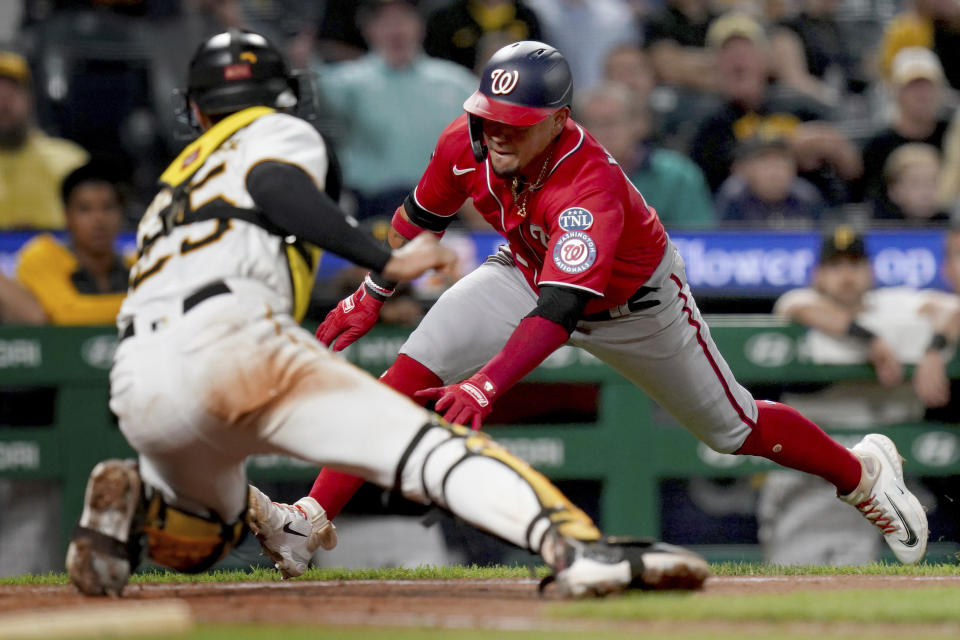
[411,114,667,314]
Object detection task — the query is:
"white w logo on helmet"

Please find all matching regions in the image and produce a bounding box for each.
[490,68,520,95]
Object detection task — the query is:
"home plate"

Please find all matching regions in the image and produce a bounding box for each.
[0,599,192,639]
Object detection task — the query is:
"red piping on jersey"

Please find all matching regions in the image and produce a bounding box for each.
[669,273,756,429]
[535,124,585,190]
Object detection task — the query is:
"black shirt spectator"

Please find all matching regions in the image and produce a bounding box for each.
[861,121,950,202]
[424,0,542,71]
[691,91,826,192]
[644,2,715,47]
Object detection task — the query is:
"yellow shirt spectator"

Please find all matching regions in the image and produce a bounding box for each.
[0,50,88,229]
[0,131,88,228]
[15,162,130,325]
[16,234,130,325]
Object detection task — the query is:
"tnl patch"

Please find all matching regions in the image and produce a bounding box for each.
[557,207,593,231]
[553,231,597,274]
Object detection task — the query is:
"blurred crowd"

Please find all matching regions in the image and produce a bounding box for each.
[1,0,960,573]
[2,0,960,324]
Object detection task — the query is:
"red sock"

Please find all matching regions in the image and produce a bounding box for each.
[735,400,862,494]
[308,354,443,518]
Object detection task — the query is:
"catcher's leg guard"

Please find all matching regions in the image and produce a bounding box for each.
[143,491,246,573]
[66,459,146,596]
[394,416,601,555]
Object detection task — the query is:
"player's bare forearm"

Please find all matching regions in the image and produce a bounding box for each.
[783,301,857,336]
[387,225,409,249]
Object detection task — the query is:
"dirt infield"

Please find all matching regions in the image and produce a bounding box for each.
[3,575,960,636]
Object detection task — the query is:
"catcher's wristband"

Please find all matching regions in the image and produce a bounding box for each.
[364,273,395,302]
[847,321,876,342]
[927,332,949,353]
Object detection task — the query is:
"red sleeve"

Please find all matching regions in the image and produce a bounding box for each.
[538,191,623,297]
[409,116,472,222]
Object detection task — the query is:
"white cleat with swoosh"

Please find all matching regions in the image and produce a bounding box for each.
[246,486,337,578]
[840,434,928,564]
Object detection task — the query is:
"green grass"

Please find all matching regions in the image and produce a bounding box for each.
[131,626,960,640]
[550,587,960,624]
[4,561,958,586]
[710,561,960,576]
[0,564,550,586]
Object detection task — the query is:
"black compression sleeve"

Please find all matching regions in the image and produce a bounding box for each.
[527,285,595,334]
[246,161,391,273]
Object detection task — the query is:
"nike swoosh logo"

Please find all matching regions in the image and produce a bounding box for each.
[885,492,919,547]
[452,165,475,176]
[282,523,307,537]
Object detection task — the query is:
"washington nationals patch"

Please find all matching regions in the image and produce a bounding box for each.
[553,231,597,274]
[557,207,594,231]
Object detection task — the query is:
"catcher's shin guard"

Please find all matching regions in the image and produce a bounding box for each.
[394,416,601,554]
[143,492,247,573]
[66,459,146,596]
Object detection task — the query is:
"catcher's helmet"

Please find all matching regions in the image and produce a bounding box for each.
[186,29,298,117]
[464,41,573,161]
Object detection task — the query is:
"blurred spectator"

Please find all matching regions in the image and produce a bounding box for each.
[860,47,950,205]
[689,13,861,205]
[424,0,542,71]
[16,162,130,325]
[0,272,45,324]
[0,50,88,229]
[879,143,951,225]
[643,0,717,91]
[315,0,477,220]
[603,44,657,103]
[524,0,638,91]
[575,81,715,230]
[776,226,960,417]
[769,0,865,107]
[880,0,960,89]
[715,136,825,226]
[760,226,960,564]
[925,224,960,421]
[937,105,960,211]
[314,0,368,62]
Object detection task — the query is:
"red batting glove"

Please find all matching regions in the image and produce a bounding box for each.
[315,278,388,351]
[414,372,497,431]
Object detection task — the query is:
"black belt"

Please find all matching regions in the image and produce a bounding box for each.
[582,285,661,322]
[120,281,232,341]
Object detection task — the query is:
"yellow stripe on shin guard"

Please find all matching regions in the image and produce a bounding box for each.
[460,430,601,543]
[143,493,246,573]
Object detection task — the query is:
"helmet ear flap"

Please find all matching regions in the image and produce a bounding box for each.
[468,114,487,162]
[172,88,200,141]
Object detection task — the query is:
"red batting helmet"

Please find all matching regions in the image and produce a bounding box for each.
[464,41,573,161]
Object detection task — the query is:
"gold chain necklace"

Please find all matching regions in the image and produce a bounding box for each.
[510,149,553,218]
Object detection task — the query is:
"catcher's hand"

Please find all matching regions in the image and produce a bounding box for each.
[415,372,497,431]
[315,281,384,351]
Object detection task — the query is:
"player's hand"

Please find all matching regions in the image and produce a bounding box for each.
[381,233,458,282]
[414,373,498,431]
[868,337,904,387]
[913,350,950,408]
[315,282,383,352]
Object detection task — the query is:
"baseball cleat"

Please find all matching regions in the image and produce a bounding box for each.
[246,486,337,578]
[840,434,928,564]
[544,536,709,598]
[66,459,144,596]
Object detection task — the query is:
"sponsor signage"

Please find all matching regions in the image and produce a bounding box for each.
[0,441,40,470]
[498,437,564,467]
[0,339,41,368]
[0,230,951,296]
